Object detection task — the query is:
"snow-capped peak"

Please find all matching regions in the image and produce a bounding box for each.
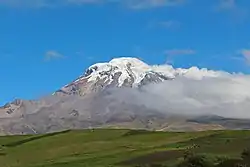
[86,57,152,86]
[56,57,228,96]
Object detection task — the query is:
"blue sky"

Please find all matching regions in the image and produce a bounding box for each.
[0,0,250,105]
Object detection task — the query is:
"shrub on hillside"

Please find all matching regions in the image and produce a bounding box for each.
[134,147,250,167]
[134,164,166,167]
[215,158,244,167]
[242,148,250,163]
[177,151,213,167]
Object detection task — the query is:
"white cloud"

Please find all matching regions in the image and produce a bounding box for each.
[44,50,65,61]
[108,71,250,119]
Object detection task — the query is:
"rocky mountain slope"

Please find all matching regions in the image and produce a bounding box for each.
[0,57,247,135]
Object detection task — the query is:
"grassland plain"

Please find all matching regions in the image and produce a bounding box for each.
[0,129,250,167]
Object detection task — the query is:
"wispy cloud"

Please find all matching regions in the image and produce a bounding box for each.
[164,49,196,64]
[0,0,185,8]
[240,49,250,65]
[215,0,247,20]
[0,0,51,8]
[159,20,181,28]
[165,49,196,56]
[44,50,65,61]
[217,0,236,10]
[0,0,102,8]
[125,0,185,9]
[67,0,102,4]
[147,20,181,31]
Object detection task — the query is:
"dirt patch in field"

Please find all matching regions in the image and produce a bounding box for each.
[118,150,184,166]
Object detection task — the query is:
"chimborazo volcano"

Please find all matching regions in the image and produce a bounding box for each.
[1,57,249,135]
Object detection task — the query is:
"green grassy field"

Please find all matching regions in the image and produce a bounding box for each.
[0,129,250,167]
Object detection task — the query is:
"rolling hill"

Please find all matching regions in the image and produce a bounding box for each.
[1,129,250,167]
